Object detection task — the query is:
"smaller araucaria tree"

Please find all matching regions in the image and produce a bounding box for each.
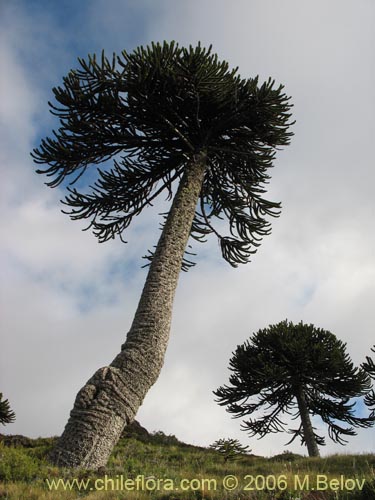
[362,345,375,417]
[0,393,16,426]
[214,320,375,457]
[209,438,250,462]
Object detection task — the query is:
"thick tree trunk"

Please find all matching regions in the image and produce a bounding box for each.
[295,387,320,457]
[49,152,207,468]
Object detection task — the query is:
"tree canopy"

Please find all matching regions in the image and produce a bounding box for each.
[214,320,374,456]
[362,345,375,417]
[32,41,293,268]
[0,393,16,426]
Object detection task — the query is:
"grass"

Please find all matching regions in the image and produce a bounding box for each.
[0,432,374,499]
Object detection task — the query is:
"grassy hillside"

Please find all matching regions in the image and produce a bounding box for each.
[0,430,374,499]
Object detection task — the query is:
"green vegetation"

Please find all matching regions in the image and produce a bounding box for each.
[214,320,375,457]
[0,432,374,499]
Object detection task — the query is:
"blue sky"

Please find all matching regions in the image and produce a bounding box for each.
[1,0,374,456]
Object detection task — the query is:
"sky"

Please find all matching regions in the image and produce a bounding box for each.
[1,0,374,457]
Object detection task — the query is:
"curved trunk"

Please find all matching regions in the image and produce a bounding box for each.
[49,152,207,468]
[295,387,320,457]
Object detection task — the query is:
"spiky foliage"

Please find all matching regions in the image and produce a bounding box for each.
[0,393,16,426]
[362,345,375,417]
[209,438,250,462]
[214,320,374,452]
[31,41,293,268]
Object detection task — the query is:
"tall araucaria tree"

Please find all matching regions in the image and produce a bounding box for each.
[214,320,374,457]
[32,41,294,468]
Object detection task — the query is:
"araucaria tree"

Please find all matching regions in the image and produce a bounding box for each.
[362,345,375,416]
[214,320,374,457]
[209,438,250,462]
[0,393,16,426]
[32,41,293,468]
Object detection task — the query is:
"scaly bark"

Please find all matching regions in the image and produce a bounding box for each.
[295,386,320,457]
[49,153,207,468]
